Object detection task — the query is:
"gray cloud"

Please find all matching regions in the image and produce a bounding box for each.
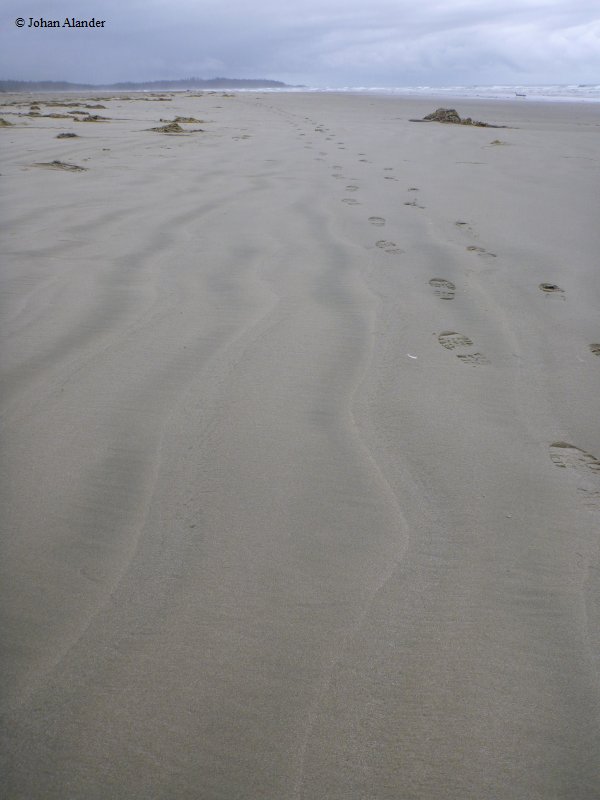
[1,0,598,85]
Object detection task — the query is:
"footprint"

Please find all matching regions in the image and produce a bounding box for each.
[429,278,456,300]
[345,185,359,192]
[404,199,425,209]
[384,176,399,181]
[550,443,600,508]
[578,488,600,509]
[589,344,600,356]
[376,240,404,254]
[368,216,386,226]
[467,245,497,258]
[341,197,360,205]
[438,331,473,350]
[383,167,394,171]
[455,220,475,234]
[550,442,600,474]
[539,283,564,294]
[457,352,490,366]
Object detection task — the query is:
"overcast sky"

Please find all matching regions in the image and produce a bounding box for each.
[1,0,599,86]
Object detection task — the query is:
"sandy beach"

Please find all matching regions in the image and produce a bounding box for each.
[1,90,599,799]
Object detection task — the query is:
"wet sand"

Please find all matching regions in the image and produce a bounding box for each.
[1,91,600,799]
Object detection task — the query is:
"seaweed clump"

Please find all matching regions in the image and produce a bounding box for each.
[174,116,203,123]
[149,122,185,133]
[411,108,507,128]
[73,113,109,122]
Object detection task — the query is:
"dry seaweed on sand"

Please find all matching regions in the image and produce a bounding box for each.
[175,116,202,123]
[410,107,507,128]
[149,122,185,133]
[148,121,204,133]
[0,117,14,126]
[43,101,104,109]
[26,112,72,119]
[73,113,109,122]
[33,159,87,171]
[165,116,205,124]
[56,132,79,138]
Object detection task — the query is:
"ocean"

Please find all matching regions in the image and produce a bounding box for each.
[249,84,600,103]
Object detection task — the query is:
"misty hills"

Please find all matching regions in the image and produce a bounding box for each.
[0,77,301,92]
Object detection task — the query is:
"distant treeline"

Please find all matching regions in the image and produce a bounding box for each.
[0,77,299,92]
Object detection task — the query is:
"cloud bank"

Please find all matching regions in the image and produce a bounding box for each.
[1,0,598,85]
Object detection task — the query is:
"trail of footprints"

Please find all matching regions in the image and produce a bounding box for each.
[328,153,485,370]
[427,229,488,365]
[311,122,599,509]
[317,124,594,369]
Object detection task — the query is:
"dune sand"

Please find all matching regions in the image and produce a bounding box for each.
[1,91,599,798]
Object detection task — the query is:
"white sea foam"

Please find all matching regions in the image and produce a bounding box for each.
[243,84,600,103]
